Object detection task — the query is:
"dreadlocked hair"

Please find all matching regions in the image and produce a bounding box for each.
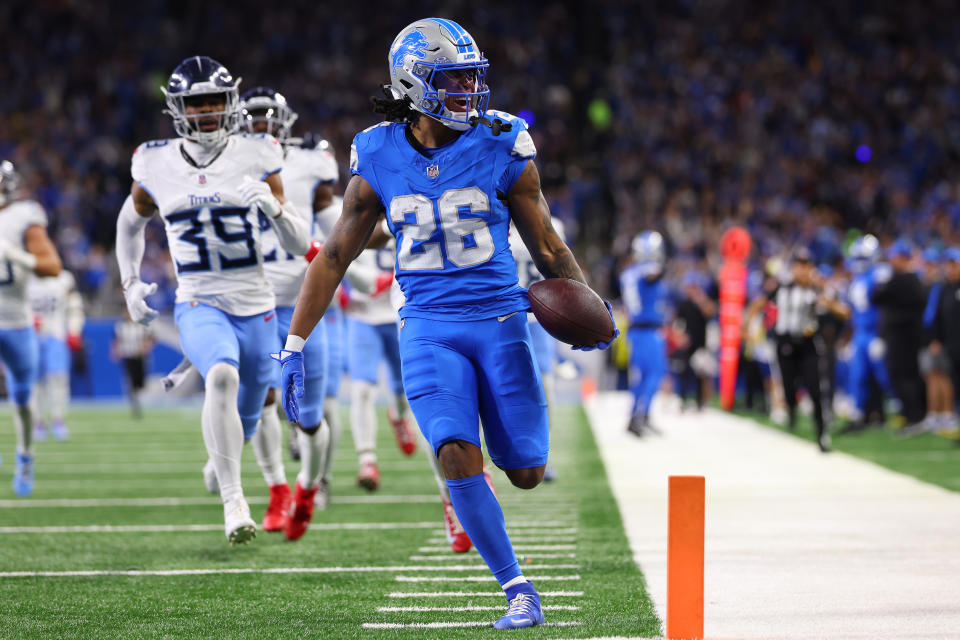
[371,85,421,125]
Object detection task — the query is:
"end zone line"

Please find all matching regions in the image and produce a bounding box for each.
[394,575,581,582]
[362,621,581,629]
[387,591,584,598]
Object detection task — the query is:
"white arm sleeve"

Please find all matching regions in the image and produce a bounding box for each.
[344,261,378,295]
[116,195,150,287]
[66,289,85,335]
[267,199,311,256]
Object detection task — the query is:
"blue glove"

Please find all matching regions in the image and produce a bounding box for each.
[269,349,304,423]
[572,301,620,351]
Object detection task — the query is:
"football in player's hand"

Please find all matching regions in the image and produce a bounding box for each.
[528,278,616,347]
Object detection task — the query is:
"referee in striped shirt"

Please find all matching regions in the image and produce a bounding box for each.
[747,248,849,452]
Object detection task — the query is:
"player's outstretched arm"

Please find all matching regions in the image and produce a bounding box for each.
[508,160,586,285]
[116,186,159,325]
[17,225,62,277]
[287,175,383,345]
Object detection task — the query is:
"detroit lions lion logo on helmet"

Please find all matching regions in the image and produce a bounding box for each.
[390,29,429,70]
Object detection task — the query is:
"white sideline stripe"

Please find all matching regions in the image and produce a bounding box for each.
[504,521,573,528]
[0,522,440,534]
[418,540,575,551]
[387,591,584,598]
[362,621,581,629]
[417,537,576,553]
[377,605,580,612]
[410,554,576,561]
[0,495,442,508]
[394,575,581,582]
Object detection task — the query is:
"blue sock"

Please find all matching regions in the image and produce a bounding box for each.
[446,473,521,586]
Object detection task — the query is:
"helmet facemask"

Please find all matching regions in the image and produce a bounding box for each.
[0,160,20,208]
[414,60,490,131]
[240,93,298,143]
[163,85,241,148]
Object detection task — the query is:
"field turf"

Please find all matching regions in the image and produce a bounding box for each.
[0,404,659,639]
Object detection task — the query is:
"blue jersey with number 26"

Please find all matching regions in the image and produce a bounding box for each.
[350,111,536,321]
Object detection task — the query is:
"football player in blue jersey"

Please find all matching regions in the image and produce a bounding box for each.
[620,231,671,437]
[843,234,898,432]
[273,18,616,630]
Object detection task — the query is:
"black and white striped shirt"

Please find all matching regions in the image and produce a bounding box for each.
[770,283,819,339]
[113,320,151,358]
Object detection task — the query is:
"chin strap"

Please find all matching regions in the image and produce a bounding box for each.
[469,113,513,136]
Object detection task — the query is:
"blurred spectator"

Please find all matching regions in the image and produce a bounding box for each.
[927,248,960,432]
[873,241,927,428]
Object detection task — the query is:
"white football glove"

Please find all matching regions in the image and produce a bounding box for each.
[238,176,281,218]
[123,279,159,325]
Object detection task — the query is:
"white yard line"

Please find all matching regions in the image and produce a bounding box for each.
[361,621,581,629]
[0,522,439,534]
[394,575,581,583]
[417,540,575,551]
[377,605,581,612]
[0,565,581,579]
[587,391,960,640]
[387,591,584,598]
[409,554,576,561]
[0,495,442,508]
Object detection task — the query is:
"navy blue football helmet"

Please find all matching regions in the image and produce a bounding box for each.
[239,87,298,143]
[162,56,241,147]
[0,160,20,207]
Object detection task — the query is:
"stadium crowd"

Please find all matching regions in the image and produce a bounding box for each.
[4,1,960,437]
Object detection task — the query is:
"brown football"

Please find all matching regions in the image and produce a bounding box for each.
[528,278,616,346]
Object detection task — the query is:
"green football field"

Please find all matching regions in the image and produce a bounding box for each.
[0,403,659,639]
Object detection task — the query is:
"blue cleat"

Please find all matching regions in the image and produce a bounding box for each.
[13,453,34,497]
[493,588,545,630]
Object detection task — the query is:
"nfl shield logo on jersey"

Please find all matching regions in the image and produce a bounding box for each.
[198,174,207,185]
[426,164,439,178]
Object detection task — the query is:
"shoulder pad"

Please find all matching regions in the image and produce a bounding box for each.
[351,122,394,173]
[482,110,535,158]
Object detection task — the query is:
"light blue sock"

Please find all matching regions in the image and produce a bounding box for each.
[446,473,521,586]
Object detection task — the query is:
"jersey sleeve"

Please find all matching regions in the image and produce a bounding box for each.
[248,134,284,180]
[492,112,537,195]
[23,201,48,228]
[312,146,339,185]
[130,143,149,185]
[349,123,391,206]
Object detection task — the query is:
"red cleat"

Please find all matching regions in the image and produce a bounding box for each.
[285,481,318,541]
[262,483,292,532]
[357,460,380,492]
[443,497,472,553]
[387,408,417,456]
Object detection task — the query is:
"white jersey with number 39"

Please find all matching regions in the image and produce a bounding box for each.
[131,134,283,316]
[0,200,47,329]
[260,140,338,307]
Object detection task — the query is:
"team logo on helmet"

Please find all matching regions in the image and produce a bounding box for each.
[391,30,429,70]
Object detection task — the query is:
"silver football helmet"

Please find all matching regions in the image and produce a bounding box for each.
[0,160,20,207]
[239,86,298,143]
[161,56,242,148]
[388,18,490,131]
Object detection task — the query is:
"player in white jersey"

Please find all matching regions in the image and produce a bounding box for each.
[510,217,564,480]
[342,245,417,491]
[0,160,63,496]
[114,57,310,546]
[235,86,338,539]
[28,270,84,441]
